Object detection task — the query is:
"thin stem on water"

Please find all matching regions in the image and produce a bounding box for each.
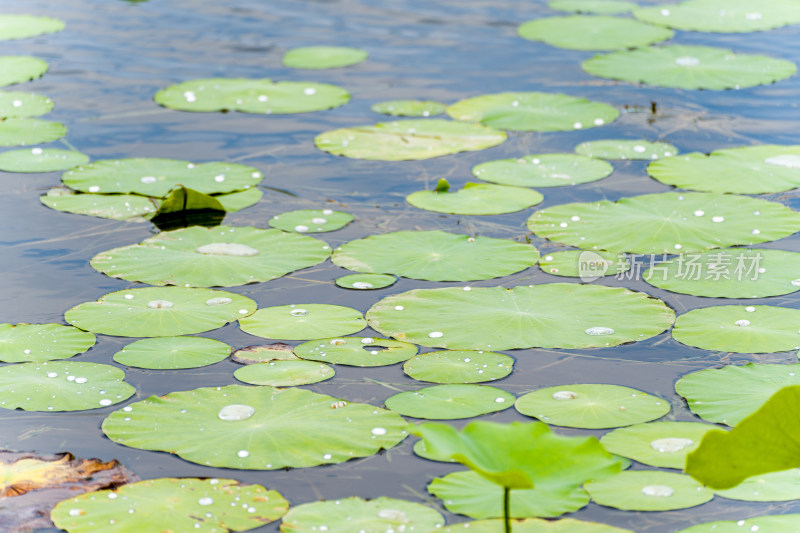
[504,486,511,533]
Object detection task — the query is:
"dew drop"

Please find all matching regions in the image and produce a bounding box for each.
[394,305,404,311]
[304,87,317,95]
[641,485,674,497]
[571,216,580,221]
[371,427,387,436]
[712,216,724,223]
[294,225,309,232]
[31,147,43,155]
[585,326,614,336]
[290,308,308,317]
[214,174,225,182]
[195,243,259,256]
[593,118,604,126]
[69,509,82,517]
[198,497,214,506]
[47,372,58,378]
[311,217,327,224]
[573,122,582,129]
[734,319,751,327]
[694,210,704,217]
[745,306,756,312]
[323,453,332,460]
[494,397,506,403]
[752,229,760,235]
[99,399,112,406]
[140,176,157,184]
[322,209,334,215]
[633,145,646,153]
[218,404,256,421]
[651,437,694,453]
[746,12,763,20]
[75,377,87,384]
[428,331,444,338]
[206,297,233,305]
[88,186,100,193]
[23,349,31,355]
[552,390,578,400]
[764,154,800,168]
[675,56,700,66]
[184,91,197,102]
[237,450,249,458]
[12,99,23,107]
[123,294,134,300]
[352,282,373,289]
[147,300,174,309]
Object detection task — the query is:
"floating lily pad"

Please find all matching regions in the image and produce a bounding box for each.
[280,496,444,533]
[0,91,53,118]
[335,273,397,290]
[282,46,367,69]
[231,344,299,364]
[715,469,800,501]
[65,287,256,337]
[332,231,539,282]
[575,140,677,160]
[582,45,797,90]
[447,92,618,132]
[0,56,48,87]
[385,384,514,419]
[0,118,66,146]
[102,385,408,469]
[585,471,713,511]
[472,153,613,187]
[403,350,514,383]
[51,478,288,533]
[0,361,134,412]
[0,323,95,363]
[550,0,637,14]
[367,284,674,350]
[599,422,715,469]
[677,515,800,533]
[407,183,543,215]
[0,148,88,173]
[234,360,334,386]
[91,225,330,287]
[438,518,633,533]
[113,336,231,369]
[527,192,800,254]
[371,99,446,117]
[239,304,366,341]
[538,250,630,278]
[268,208,353,233]
[633,0,800,33]
[0,15,64,40]
[40,189,156,220]
[515,384,670,429]
[518,16,673,51]
[215,187,262,212]
[315,119,507,161]
[294,336,417,367]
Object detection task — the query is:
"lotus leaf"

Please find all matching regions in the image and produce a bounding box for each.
[0,56,48,87]
[231,344,299,364]
[367,284,675,350]
[0,361,134,411]
[440,518,632,533]
[101,385,409,469]
[677,515,800,533]
[585,471,713,511]
[113,336,231,369]
[633,0,800,33]
[582,45,797,90]
[403,350,513,383]
[215,187,262,212]
[575,140,678,160]
[282,46,367,69]
[268,208,353,233]
[149,185,224,219]
[0,323,95,363]
[550,0,637,15]
[40,189,156,220]
[294,336,416,367]
[527,192,800,254]
[335,273,396,290]
[472,153,613,187]
[539,250,629,278]
[0,92,53,118]
[0,118,66,146]
[0,15,64,40]
[385,384,514,419]
[371,99,446,117]
[239,304,366,341]
[0,148,88,173]
[155,78,350,113]
[716,469,800,501]
[407,183,543,215]
[518,16,673,51]
[314,119,507,161]
[599,421,715,469]
[234,360,334,386]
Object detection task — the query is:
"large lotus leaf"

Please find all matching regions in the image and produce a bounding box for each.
[240,305,366,341]
[527,192,800,254]
[0,92,53,118]
[0,148,88,173]
[472,153,613,187]
[101,385,409,469]
[550,0,637,15]
[539,250,630,278]
[407,183,543,215]
[582,45,797,90]
[268,208,353,233]
[438,518,633,533]
[0,57,48,87]
[234,360,334,386]
[332,231,539,282]
[0,361,134,412]
[0,118,66,146]
[677,515,800,533]
[518,16,673,51]
[674,363,800,426]
[367,284,674,350]
[280,496,443,533]
[51,477,288,533]
[371,99,446,117]
[599,422,716,469]
[91,225,330,287]
[714,469,800,501]
[585,471,713,511]
[61,158,263,197]
[647,145,800,194]
[155,78,350,113]
[0,323,95,363]
[113,336,231,369]
[633,0,800,33]
[385,385,514,419]
[446,92,618,132]
[40,189,156,220]
[335,273,397,290]
[65,287,257,337]
[403,350,513,384]
[315,119,507,161]
[0,15,64,40]
[282,46,367,69]
[575,140,678,161]
[294,336,417,367]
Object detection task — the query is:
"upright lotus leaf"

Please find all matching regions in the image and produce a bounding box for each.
[0,92,53,118]
[0,361,134,411]
[647,145,800,194]
[714,468,800,501]
[438,518,633,533]
[113,336,231,369]
[0,148,88,173]
[407,183,543,215]
[582,45,797,90]
[385,384,515,419]
[0,118,66,146]
[91,225,331,287]
[150,185,224,216]
[234,360,334,386]
[599,422,716,469]
[518,16,673,51]
[40,189,156,220]
[538,250,630,278]
[677,515,800,533]
[527,192,800,254]
[332,231,539,281]
[550,0,637,15]
[633,0,800,33]
[674,363,800,426]
[585,471,713,511]
[102,385,409,469]
[280,496,444,533]
[472,153,613,187]
[335,273,397,290]
[367,284,674,350]
[155,78,350,113]
[371,99,446,117]
[282,46,367,69]
[0,323,95,363]
[215,187,262,212]
[268,208,353,233]
[315,119,507,161]
[0,15,64,40]
[0,57,48,87]
[231,344,299,364]
[240,305,366,340]
[403,350,514,384]
[575,140,678,161]
[51,478,288,533]
[65,287,257,337]
[294,336,417,367]
[447,92,618,132]
[61,158,263,197]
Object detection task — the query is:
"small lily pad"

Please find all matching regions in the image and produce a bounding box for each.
[294,336,417,367]
[113,336,231,369]
[599,422,716,469]
[585,471,714,511]
[550,0,638,15]
[371,99,446,117]
[472,153,613,187]
[234,360,334,386]
[0,323,95,363]
[518,15,673,51]
[0,15,64,40]
[403,350,513,384]
[0,118,66,146]
[268,208,353,233]
[0,91,53,118]
[40,189,156,220]
[231,344,299,364]
[715,469,800,502]
[407,183,543,215]
[633,0,800,33]
[385,384,515,419]
[438,518,633,533]
[282,46,367,69]
[0,148,88,173]
[538,250,630,278]
[335,273,397,290]
[239,304,366,341]
[677,515,800,533]
[0,56,48,87]
[575,140,678,160]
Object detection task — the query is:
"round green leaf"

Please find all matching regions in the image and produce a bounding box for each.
[0,361,134,412]
[472,153,613,187]
[335,273,397,290]
[280,497,444,533]
[385,384,514,419]
[585,471,713,511]
[332,230,539,282]
[0,91,53,118]
[515,384,670,429]
[367,284,675,350]
[677,515,800,533]
[447,92,618,132]
[538,250,630,278]
[239,304,366,341]
[113,336,231,369]
[518,16,673,51]
[575,140,678,161]
[282,46,367,69]
[0,15,64,40]
[294,336,417,367]
[154,78,350,114]
[715,468,800,501]
[582,45,797,90]
[550,0,637,14]
[65,287,257,337]
[403,350,514,384]
[407,183,543,215]
[234,360,334,386]
[527,192,800,254]
[268,208,353,233]
[0,56,48,87]
[0,148,88,172]
[315,119,507,161]
[91,225,331,287]
[439,518,633,533]
[633,0,800,33]
[371,99,446,117]
[51,478,288,533]
[0,118,66,146]
[215,187,263,212]
[40,189,156,220]
[231,344,299,364]
[599,422,716,469]
[0,323,95,363]
[101,384,409,469]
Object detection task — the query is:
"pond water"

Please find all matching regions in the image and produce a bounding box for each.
[4,0,800,531]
